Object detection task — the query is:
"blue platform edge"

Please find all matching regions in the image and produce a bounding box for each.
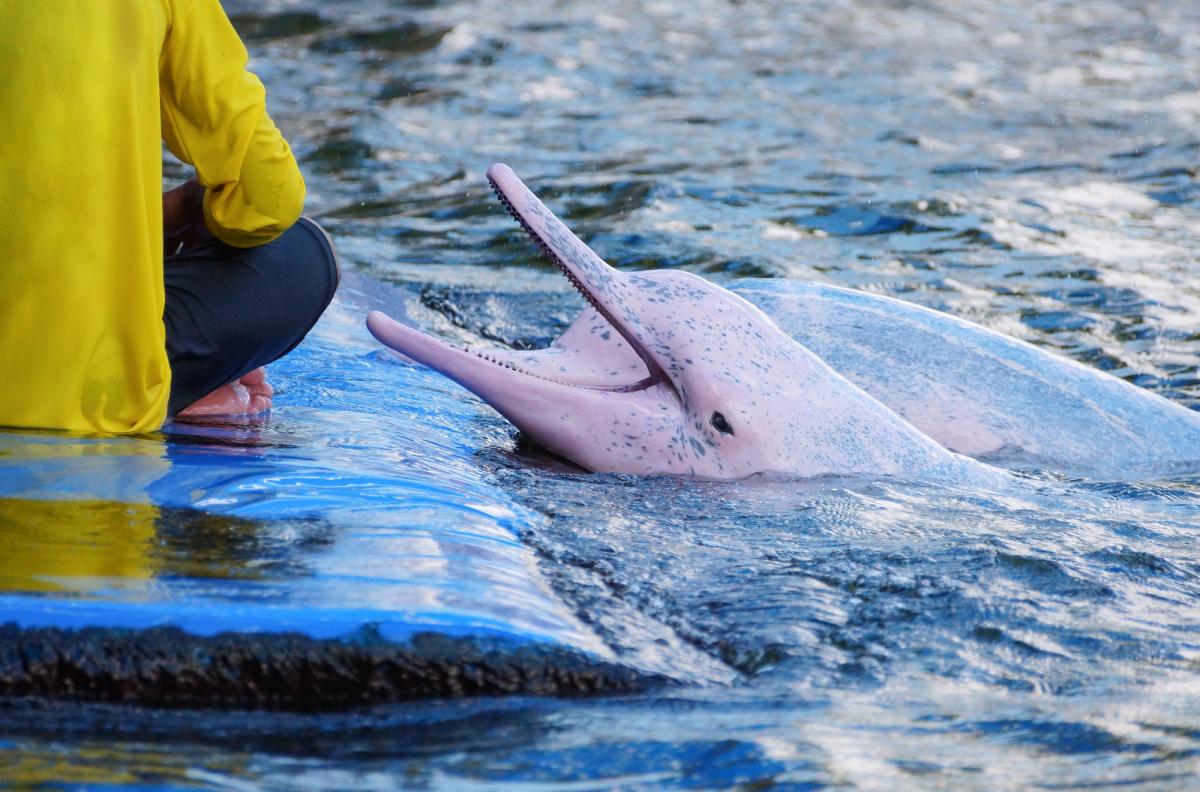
[0,294,614,662]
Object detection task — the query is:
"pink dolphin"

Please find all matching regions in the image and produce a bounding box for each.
[367,165,985,481]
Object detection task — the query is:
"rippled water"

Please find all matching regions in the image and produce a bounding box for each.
[6,0,1200,788]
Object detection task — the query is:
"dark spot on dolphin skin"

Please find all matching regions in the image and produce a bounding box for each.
[689,438,707,457]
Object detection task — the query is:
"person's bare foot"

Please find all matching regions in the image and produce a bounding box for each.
[176,368,274,420]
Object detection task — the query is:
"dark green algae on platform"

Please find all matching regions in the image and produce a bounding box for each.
[0,624,657,710]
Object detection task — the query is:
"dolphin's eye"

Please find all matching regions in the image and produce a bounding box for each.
[711,411,734,435]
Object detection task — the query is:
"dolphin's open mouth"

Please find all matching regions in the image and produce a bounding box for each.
[368,164,668,398]
[482,164,667,392]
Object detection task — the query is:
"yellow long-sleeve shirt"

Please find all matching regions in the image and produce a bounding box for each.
[0,0,305,433]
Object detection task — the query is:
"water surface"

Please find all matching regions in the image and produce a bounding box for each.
[5,0,1200,788]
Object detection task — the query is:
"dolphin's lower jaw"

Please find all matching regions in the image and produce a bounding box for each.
[364,311,686,475]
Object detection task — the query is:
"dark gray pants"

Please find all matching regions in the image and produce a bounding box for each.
[163,217,339,416]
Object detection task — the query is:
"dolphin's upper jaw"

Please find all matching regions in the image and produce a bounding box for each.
[485,163,677,400]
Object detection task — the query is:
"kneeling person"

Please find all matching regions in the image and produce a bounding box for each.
[0,0,337,433]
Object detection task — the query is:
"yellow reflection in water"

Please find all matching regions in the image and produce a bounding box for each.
[0,740,251,788]
[0,498,158,592]
[0,745,142,787]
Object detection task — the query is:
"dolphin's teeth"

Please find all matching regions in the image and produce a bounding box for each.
[489,177,607,317]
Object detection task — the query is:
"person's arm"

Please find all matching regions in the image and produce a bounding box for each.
[159,0,304,248]
[162,178,209,255]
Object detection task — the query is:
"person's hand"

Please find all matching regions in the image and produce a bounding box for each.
[162,179,212,255]
[175,368,274,420]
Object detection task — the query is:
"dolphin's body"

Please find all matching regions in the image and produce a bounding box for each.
[494,279,1200,479]
[368,165,988,482]
[367,164,1200,481]
[734,281,1200,479]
